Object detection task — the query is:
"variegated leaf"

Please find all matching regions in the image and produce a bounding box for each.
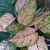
[6,23,25,36]
[10,27,38,47]
[15,0,26,12]
[17,0,37,26]
[0,13,14,29]
[38,14,50,38]
[28,16,43,26]
[28,36,48,50]
[28,12,50,26]
[0,26,6,32]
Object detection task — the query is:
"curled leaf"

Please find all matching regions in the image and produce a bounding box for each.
[17,0,37,26]
[28,12,50,26]
[28,36,48,50]
[10,27,38,47]
[28,16,44,26]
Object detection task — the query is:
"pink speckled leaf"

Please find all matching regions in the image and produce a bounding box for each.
[15,0,26,12]
[10,27,38,47]
[28,36,48,50]
[0,26,6,32]
[17,0,37,26]
[0,13,14,29]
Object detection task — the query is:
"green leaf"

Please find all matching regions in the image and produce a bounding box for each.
[8,41,17,50]
[7,0,16,4]
[0,40,17,50]
[0,32,11,42]
[6,23,25,36]
[0,0,17,17]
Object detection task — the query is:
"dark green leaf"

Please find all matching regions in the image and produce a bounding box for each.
[0,32,11,42]
[8,41,17,50]
[7,0,16,4]
[0,0,17,17]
